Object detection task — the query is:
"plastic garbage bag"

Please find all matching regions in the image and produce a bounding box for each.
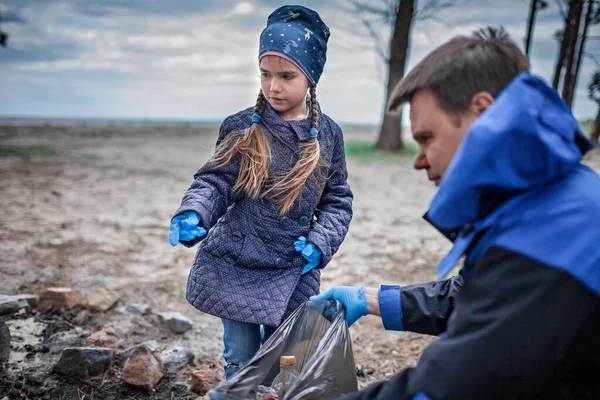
[208,300,358,400]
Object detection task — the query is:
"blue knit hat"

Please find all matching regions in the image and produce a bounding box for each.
[259,5,330,86]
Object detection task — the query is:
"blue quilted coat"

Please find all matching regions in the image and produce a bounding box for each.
[174,102,353,326]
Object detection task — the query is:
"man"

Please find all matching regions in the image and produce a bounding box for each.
[311,27,600,399]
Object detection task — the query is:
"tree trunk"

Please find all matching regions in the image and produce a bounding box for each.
[375,0,414,153]
[563,0,593,108]
[525,0,539,57]
[552,0,583,90]
[560,0,584,104]
[591,107,600,144]
[552,30,566,89]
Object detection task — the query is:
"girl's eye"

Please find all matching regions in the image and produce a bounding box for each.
[283,74,293,80]
[261,72,270,78]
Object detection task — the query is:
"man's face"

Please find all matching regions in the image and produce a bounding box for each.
[410,88,479,186]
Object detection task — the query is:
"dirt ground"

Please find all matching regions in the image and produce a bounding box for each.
[1,121,598,399]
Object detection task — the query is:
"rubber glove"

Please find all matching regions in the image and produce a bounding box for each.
[169,211,206,246]
[294,236,322,274]
[309,286,368,327]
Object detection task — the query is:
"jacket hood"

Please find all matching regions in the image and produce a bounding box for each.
[426,73,593,231]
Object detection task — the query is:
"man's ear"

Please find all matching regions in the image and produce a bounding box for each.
[470,92,495,116]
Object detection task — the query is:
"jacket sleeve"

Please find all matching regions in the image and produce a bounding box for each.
[173,116,241,247]
[307,122,353,267]
[339,245,600,400]
[378,274,463,336]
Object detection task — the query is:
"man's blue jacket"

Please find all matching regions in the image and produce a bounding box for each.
[342,74,600,400]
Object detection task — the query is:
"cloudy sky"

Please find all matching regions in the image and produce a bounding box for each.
[0,0,598,125]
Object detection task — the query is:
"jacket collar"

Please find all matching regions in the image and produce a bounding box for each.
[261,96,322,143]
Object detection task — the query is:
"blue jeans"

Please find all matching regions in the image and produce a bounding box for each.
[221,319,278,380]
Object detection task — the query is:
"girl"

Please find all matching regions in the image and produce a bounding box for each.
[169,5,353,380]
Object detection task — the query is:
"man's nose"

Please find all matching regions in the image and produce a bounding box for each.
[413,151,428,170]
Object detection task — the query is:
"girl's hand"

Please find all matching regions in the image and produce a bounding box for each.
[294,236,322,274]
[169,211,206,246]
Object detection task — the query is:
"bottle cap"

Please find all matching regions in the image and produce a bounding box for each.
[280,355,296,366]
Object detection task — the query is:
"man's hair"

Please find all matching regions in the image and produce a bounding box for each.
[388,27,530,115]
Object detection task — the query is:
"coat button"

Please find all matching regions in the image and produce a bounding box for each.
[275,258,284,267]
[293,256,304,266]
[299,215,309,225]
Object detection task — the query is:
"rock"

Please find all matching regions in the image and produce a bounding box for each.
[157,312,193,334]
[0,294,39,312]
[0,298,20,316]
[115,303,151,315]
[85,327,118,349]
[13,294,39,308]
[191,366,220,396]
[356,364,375,377]
[38,288,82,310]
[85,288,119,312]
[53,347,113,379]
[73,309,91,325]
[0,320,10,368]
[122,345,164,389]
[117,340,160,360]
[158,343,194,371]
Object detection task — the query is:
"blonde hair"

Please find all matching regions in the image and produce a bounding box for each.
[211,87,324,215]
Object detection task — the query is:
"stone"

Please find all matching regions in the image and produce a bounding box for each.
[157,312,193,334]
[114,303,151,315]
[73,309,91,325]
[85,288,119,312]
[191,366,220,396]
[158,343,194,371]
[85,327,118,349]
[117,340,160,361]
[122,345,164,389]
[38,288,82,310]
[0,298,20,316]
[0,320,10,367]
[52,347,113,379]
[0,294,39,310]
[13,294,39,308]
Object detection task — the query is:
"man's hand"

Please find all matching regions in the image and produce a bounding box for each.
[310,286,370,326]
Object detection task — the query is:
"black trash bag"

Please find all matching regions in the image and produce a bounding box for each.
[208,299,358,400]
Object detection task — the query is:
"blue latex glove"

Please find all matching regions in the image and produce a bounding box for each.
[309,286,368,327]
[169,211,206,246]
[294,236,322,274]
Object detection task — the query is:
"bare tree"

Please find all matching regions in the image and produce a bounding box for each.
[348,0,453,153]
[589,70,600,143]
[553,0,584,91]
[525,0,549,57]
[563,0,600,107]
[0,11,9,47]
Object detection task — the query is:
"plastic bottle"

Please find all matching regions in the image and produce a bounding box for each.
[271,355,299,398]
[253,385,279,400]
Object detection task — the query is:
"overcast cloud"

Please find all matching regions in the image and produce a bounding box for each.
[0,0,598,124]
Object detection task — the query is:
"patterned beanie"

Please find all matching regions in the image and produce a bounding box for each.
[259,5,330,86]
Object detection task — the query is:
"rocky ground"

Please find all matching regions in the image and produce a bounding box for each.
[1,121,598,399]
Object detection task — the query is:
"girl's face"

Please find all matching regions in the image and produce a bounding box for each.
[259,55,310,121]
